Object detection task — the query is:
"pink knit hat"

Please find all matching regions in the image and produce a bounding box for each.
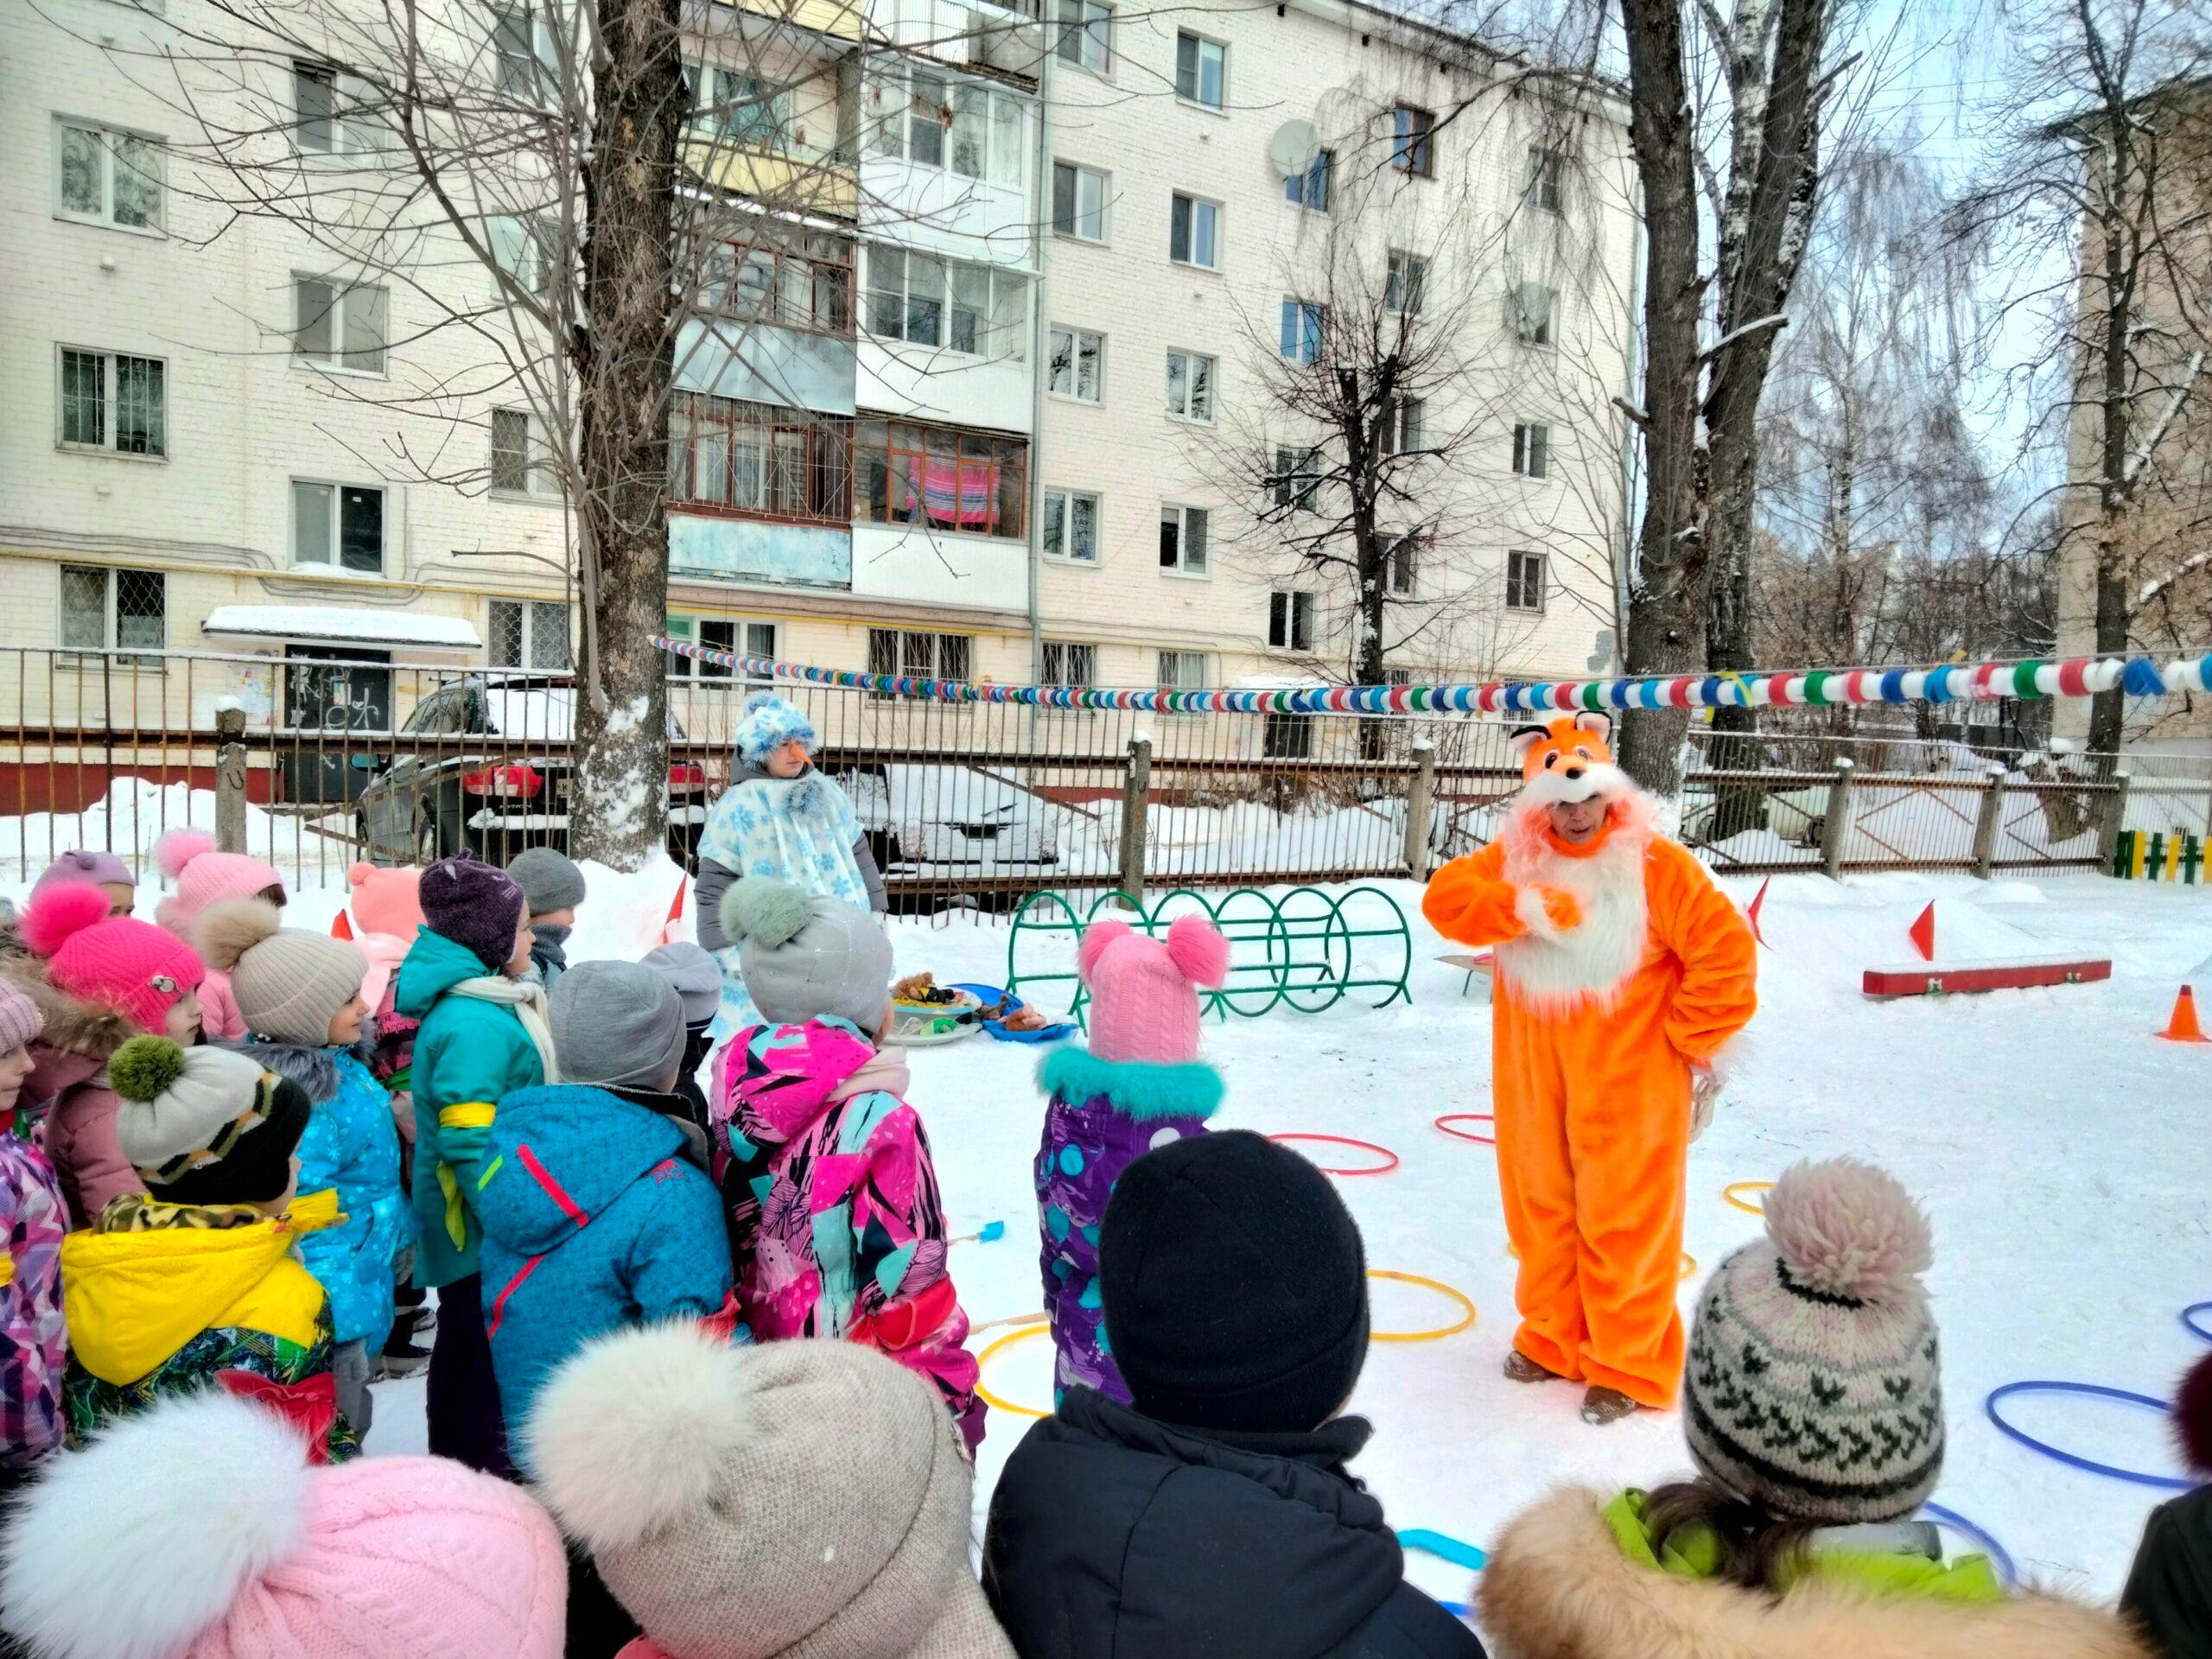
[153,830,284,939]
[1077,914,1230,1065]
[0,1391,568,1659]
[22,884,205,1034]
[346,861,426,940]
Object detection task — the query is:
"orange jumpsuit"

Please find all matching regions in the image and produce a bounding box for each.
[1423,802,1756,1407]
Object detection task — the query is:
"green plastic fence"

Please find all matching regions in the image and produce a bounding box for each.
[1007,886,1413,1024]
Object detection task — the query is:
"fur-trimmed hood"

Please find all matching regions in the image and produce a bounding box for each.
[232,1036,377,1104]
[0,951,134,1064]
[1039,1045,1225,1121]
[1479,1487,2152,1659]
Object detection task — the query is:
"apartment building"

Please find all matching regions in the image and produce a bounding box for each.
[2,0,1632,750]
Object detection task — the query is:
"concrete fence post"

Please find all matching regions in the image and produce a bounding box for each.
[1971,762,2007,880]
[214,704,248,855]
[1820,757,1855,881]
[1404,740,1437,879]
[1116,732,1153,910]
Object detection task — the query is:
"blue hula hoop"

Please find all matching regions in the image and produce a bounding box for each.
[1920,1502,2018,1586]
[1397,1528,1488,1572]
[1985,1381,2193,1491]
[2183,1301,2212,1344]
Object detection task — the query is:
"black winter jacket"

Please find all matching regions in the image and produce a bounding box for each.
[982,1387,1484,1659]
[2123,1483,2212,1659]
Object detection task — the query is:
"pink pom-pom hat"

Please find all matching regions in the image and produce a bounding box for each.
[152,829,284,940]
[1077,913,1230,1066]
[22,882,205,1034]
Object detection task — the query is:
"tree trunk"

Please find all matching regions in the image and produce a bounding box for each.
[2088,211,2134,767]
[1617,0,1707,798]
[570,0,683,870]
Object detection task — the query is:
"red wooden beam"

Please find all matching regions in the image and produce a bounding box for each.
[1862,958,2113,999]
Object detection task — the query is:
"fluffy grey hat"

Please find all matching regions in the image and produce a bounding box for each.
[506,847,587,918]
[527,1324,1015,1659]
[642,942,721,1024]
[196,899,368,1048]
[720,878,893,1035]
[1684,1157,1943,1525]
[549,961,686,1091]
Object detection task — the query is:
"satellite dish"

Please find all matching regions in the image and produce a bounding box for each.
[1267,118,1320,178]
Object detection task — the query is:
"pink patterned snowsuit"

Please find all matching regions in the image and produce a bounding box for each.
[711,1018,983,1452]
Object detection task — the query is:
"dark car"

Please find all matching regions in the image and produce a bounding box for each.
[355,674,706,865]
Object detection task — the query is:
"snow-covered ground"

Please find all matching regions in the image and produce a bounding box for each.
[13,841,2206,1613]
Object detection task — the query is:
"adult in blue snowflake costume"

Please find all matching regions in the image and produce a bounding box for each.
[694,694,887,1031]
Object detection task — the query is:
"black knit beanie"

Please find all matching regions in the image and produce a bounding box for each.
[1098,1129,1369,1433]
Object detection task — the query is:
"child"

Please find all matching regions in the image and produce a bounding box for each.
[1478,1159,2145,1656]
[476,959,729,1446]
[2123,1353,2212,1659]
[61,1035,354,1462]
[199,898,415,1445]
[506,846,585,992]
[528,1323,1016,1659]
[151,829,285,1042]
[0,983,67,1492]
[642,940,721,1125]
[713,876,980,1450]
[0,1390,567,1659]
[14,884,207,1228]
[397,855,555,1474]
[1034,914,1228,1403]
[983,1130,1479,1659]
[694,694,885,1030]
[28,850,136,917]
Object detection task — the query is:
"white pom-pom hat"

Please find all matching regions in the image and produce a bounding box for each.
[1682,1157,1943,1524]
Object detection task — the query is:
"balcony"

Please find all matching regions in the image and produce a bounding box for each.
[683,41,859,217]
[671,515,853,588]
[701,0,861,48]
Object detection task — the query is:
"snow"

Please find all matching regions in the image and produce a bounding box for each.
[200,606,483,650]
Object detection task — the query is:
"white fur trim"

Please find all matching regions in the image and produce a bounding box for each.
[2,1392,310,1659]
[525,1321,755,1553]
[1518,760,1630,808]
[1494,797,1652,1014]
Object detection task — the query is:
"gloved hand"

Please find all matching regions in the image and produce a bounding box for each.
[1688,1068,1722,1142]
[1530,887,1582,931]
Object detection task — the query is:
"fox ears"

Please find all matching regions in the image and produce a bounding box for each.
[1509,711,1612,761]
[1573,710,1613,744]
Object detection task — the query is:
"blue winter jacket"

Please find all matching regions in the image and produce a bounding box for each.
[248,1040,416,1350]
[474,1084,733,1460]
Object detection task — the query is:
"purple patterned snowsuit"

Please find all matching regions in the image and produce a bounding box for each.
[1033,1046,1224,1403]
[0,1124,68,1471]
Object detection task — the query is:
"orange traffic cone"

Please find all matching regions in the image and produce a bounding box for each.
[2156,984,2210,1043]
[330,910,354,940]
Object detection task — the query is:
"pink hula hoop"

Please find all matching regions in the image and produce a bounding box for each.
[1434,1114,1496,1146]
[1268,1133,1401,1176]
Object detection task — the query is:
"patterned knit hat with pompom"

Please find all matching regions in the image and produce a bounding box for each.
[1683,1157,1943,1524]
[22,885,205,1036]
[731,694,817,766]
[109,1036,309,1206]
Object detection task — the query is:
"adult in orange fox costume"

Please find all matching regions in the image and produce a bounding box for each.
[1423,713,1755,1424]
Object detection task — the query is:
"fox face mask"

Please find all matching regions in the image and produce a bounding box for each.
[1509,713,1627,808]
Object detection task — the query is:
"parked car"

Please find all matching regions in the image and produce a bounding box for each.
[355,675,706,864]
[839,764,1060,876]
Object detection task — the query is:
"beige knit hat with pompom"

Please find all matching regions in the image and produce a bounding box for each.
[196,899,369,1048]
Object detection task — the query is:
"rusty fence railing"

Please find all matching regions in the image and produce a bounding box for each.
[0,648,2176,911]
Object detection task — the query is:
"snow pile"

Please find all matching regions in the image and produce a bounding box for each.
[201,606,482,649]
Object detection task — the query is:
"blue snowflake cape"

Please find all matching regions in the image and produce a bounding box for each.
[696,772,870,1031]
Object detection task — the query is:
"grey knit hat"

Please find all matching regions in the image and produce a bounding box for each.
[527,1324,1015,1659]
[0,981,41,1058]
[196,899,369,1048]
[720,878,893,1034]
[1684,1157,1943,1524]
[642,942,721,1024]
[550,961,685,1090]
[507,847,587,918]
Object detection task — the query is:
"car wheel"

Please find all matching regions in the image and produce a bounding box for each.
[416,809,443,866]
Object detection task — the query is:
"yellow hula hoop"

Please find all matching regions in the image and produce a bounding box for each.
[1507,1242,1697,1280]
[1367,1269,1478,1343]
[975,1322,1053,1420]
[1723,1180,1774,1216]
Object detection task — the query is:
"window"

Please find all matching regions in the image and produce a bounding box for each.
[688,62,793,149]
[1043,488,1100,562]
[1043,640,1096,687]
[868,628,973,696]
[54,118,162,232]
[1052,162,1109,241]
[1175,33,1224,107]
[704,231,853,334]
[1168,194,1219,270]
[1280,299,1322,365]
[1055,0,1112,73]
[1165,350,1214,422]
[1263,711,1313,759]
[1284,147,1332,212]
[1268,590,1314,651]
[490,600,571,670]
[863,245,1027,358]
[863,67,1026,187]
[490,407,560,496]
[1512,422,1550,479]
[1527,145,1564,212]
[1387,397,1425,454]
[57,348,165,457]
[1159,504,1209,575]
[1385,249,1427,316]
[1273,446,1319,511]
[668,393,853,525]
[1510,282,1555,345]
[292,278,388,373]
[1506,548,1546,613]
[1389,536,1417,594]
[491,214,556,300]
[493,4,556,103]
[292,62,343,154]
[292,482,385,573]
[666,616,776,683]
[1158,649,1207,693]
[854,420,1027,538]
[59,565,165,662]
[1048,326,1103,402]
[1391,105,1434,175]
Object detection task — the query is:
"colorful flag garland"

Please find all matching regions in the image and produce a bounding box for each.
[653,634,2212,715]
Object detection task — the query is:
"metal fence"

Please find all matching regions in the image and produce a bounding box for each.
[0,646,2187,910]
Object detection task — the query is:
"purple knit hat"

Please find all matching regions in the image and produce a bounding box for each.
[31,849,136,898]
[419,855,527,971]
[0,982,41,1057]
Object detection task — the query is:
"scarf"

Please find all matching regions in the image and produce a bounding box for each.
[450,976,560,1085]
[829,1043,912,1103]
[531,924,571,973]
